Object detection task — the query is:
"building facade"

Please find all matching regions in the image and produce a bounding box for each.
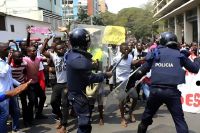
[0,0,62,31]
[0,13,52,43]
[153,0,200,44]
[87,0,99,16]
[62,0,99,24]
[98,0,107,13]
[62,0,88,23]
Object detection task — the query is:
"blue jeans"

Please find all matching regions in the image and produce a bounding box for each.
[141,83,150,98]
[9,96,20,131]
[0,99,9,133]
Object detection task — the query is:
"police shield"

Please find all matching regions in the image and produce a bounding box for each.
[104,67,141,113]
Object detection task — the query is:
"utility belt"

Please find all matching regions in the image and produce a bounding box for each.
[151,84,177,89]
[68,93,95,107]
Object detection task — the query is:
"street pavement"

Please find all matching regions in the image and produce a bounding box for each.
[13,88,200,133]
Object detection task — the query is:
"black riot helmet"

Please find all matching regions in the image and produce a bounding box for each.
[159,32,178,48]
[69,28,91,51]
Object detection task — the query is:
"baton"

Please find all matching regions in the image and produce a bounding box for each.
[111,54,125,73]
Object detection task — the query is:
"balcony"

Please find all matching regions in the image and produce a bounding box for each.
[154,0,200,23]
[153,0,182,18]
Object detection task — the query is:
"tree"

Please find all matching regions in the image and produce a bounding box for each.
[99,1,160,40]
[100,11,117,25]
[77,7,105,25]
[92,15,104,25]
[77,7,90,24]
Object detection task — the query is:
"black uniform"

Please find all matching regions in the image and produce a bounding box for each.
[65,28,109,133]
[137,32,200,133]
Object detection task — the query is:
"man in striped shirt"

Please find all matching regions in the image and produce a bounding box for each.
[10,51,29,127]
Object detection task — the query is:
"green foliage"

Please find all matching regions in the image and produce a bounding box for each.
[92,15,104,25]
[76,0,161,40]
[77,7,105,25]
[99,2,160,40]
[100,11,117,25]
[77,7,90,24]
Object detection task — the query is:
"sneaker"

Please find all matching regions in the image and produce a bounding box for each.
[44,103,48,107]
[35,114,48,119]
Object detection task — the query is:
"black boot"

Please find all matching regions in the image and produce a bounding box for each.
[137,123,148,133]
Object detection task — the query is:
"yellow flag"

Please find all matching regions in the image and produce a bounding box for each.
[102,26,125,45]
[92,48,103,61]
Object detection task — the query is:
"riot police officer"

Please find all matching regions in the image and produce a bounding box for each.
[134,32,200,133]
[64,28,112,133]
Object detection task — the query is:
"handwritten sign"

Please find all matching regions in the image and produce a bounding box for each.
[102,26,125,45]
[30,27,50,34]
[178,54,200,113]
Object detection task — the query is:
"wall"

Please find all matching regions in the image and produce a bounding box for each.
[0,15,51,43]
[5,0,38,13]
[87,0,93,16]
[37,0,62,16]
[73,0,79,19]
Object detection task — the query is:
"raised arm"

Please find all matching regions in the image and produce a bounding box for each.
[40,38,51,58]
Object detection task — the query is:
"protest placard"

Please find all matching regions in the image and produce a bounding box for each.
[102,26,125,45]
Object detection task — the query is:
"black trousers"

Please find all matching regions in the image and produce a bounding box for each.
[19,90,29,123]
[27,82,46,121]
[141,87,188,133]
[50,83,69,127]
[68,93,92,133]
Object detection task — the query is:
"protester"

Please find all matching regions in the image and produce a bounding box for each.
[23,46,47,124]
[110,43,138,127]
[107,44,120,91]
[0,43,21,133]
[10,51,30,127]
[0,80,31,102]
[40,36,69,133]
[132,42,147,100]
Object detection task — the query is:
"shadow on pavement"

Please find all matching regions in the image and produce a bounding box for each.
[148,124,196,133]
[22,125,52,133]
[112,130,137,133]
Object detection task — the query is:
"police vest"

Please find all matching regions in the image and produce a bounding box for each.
[151,47,185,85]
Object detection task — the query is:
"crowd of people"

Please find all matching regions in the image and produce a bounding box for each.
[0,27,200,133]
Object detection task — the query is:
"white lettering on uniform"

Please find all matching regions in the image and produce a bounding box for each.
[155,63,174,67]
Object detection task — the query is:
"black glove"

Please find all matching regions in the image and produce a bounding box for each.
[180,49,190,57]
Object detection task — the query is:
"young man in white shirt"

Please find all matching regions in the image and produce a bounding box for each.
[108,44,120,91]
[111,43,138,127]
[40,38,69,133]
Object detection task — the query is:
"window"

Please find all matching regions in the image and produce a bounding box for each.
[54,0,56,5]
[0,16,6,31]
[68,1,73,4]
[10,25,15,32]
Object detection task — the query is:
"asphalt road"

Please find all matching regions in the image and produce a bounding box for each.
[12,88,200,133]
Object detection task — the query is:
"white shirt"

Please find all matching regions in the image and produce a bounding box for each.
[37,44,45,71]
[112,53,133,83]
[0,59,20,93]
[50,53,67,83]
[108,46,120,66]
